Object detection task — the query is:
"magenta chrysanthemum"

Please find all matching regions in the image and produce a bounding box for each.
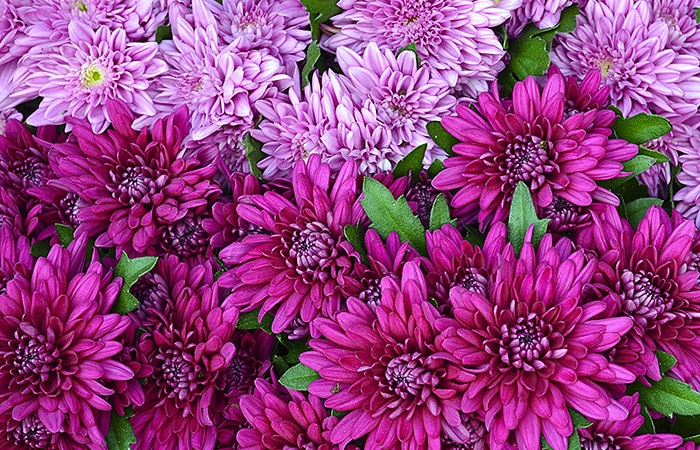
[132,259,239,450]
[336,42,456,161]
[49,100,220,256]
[436,224,635,450]
[433,72,637,230]
[551,0,700,119]
[301,261,473,449]
[324,0,511,97]
[13,21,166,133]
[582,206,700,387]
[219,156,364,334]
[0,235,136,448]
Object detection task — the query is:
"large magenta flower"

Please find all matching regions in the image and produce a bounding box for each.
[0,235,135,448]
[437,224,635,450]
[581,205,700,387]
[433,72,637,230]
[219,155,364,334]
[301,262,473,449]
[49,99,220,256]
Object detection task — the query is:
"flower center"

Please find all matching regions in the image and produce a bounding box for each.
[406,181,438,228]
[358,279,382,310]
[108,166,165,205]
[504,134,552,188]
[499,313,563,371]
[383,352,437,400]
[581,434,621,450]
[156,348,197,399]
[164,218,209,258]
[80,63,106,89]
[7,330,60,395]
[376,90,412,127]
[541,196,591,233]
[59,192,82,227]
[9,414,52,448]
[452,268,488,297]
[224,352,257,397]
[12,157,50,188]
[130,273,169,325]
[287,222,337,272]
[598,59,613,77]
[620,270,675,327]
[387,1,443,50]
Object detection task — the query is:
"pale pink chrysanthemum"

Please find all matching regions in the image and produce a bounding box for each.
[552,0,700,120]
[12,21,166,133]
[323,0,509,98]
[336,42,456,162]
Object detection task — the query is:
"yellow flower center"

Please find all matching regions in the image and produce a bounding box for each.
[81,64,105,88]
[598,59,613,77]
[74,1,88,12]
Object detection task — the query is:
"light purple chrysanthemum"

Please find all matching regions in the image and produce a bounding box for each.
[302,261,473,449]
[649,0,700,58]
[0,235,136,448]
[143,0,291,144]
[507,0,575,37]
[323,0,510,98]
[673,120,700,226]
[552,0,700,119]
[0,1,29,67]
[437,223,635,450]
[12,21,166,133]
[336,42,456,162]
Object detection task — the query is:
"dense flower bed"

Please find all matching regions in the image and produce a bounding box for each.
[2,0,700,449]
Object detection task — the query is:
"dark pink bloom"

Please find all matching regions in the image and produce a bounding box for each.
[437,224,635,450]
[0,226,32,296]
[581,205,700,387]
[301,262,472,449]
[433,73,637,230]
[49,99,220,257]
[0,235,135,448]
[578,394,683,450]
[132,267,239,450]
[237,378,360,450]
[219,155,364,334]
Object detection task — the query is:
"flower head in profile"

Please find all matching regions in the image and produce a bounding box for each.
[507,0,575,37]
[324,0,509,97]
[437,224,635,450]
[49,100,220,256]
[132,260,239,450]
[13,22,166,133]
[0,235,135,448]
[433,72,637,230]
[219,156,364,334]
[302,261,472,449]
[551,0,700,119]
[336,43,456,161]
[582,205,700,388]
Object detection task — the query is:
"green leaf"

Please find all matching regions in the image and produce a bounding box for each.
[106,409,136,450]
[155,25,172,43]
[301,0,341,41]
[569,408,592,429]
[55,224,75,247]
[360,177,427,255]
[638,147,671,164]
[30,239,51,258]
[236,308,273,333]
[397,42,421,66]
[393,143,427,180]
[429,194,454,231]
[507,181,550,255]
[301,42,321,87]
[696,7,700,23]
[669,414,700,439]
[624,155,657,176]
[427,159,444,178]
[426,121,459,156]
[630,375,700,417]
[656,350,678,374]
[567,430,581,450]
[278,362,320,391]
[343,223,368,263]
[638,407,656,435]
[243,133,265,178]
[508,36,550,80]
[541,436,554,450]
[620,197,664,229]
[613,113,673,144]
[112,253,158,315]
[272,355,290,375]
[555,4,580,33]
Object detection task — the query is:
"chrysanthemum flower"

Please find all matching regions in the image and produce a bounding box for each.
[672,121,700,225]
[336,43,456,160]
[237,379,360,450]
[132,262,239,450]
[507,0,575,37]
[0,235,135,448]
[551,0,700,119]
[214,0,310,74]
[301,261,473,449]
[0,1,29,67]
[0,186,41,239]
[145,1,291,144]
[0,226,32,296]
[13,22,166,133]
[433,73,637,230]
[219,155,364,334]
[323,0,508,98]
[0,108,21,135]
[49,99,220,256]
[436,223,635,450]
[577,394,683,449]
[582,205,700,387]
[649,0,700,58]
